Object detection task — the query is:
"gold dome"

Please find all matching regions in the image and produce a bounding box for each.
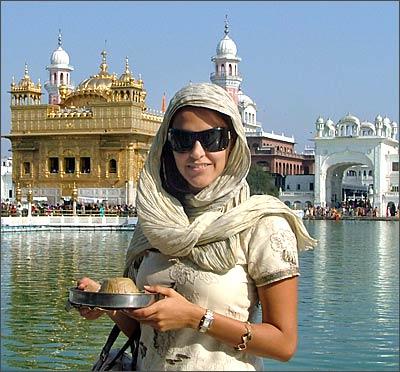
[119,56,134,83]
[77,50,117,92]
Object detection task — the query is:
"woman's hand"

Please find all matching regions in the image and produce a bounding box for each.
[123,285,204,332]
[76,277,104,320]
[77,277,101,292]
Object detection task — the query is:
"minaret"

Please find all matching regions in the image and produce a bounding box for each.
[210,16,242,104]
[44,30,74,104]
[161,92,167,113]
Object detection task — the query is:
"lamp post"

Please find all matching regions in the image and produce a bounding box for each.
[15,182,22,204]
[125,180,128,205]
[27,185,33,218]
[72,182,78,216]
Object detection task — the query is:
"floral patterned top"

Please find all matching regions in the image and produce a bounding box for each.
[133,215,299,371]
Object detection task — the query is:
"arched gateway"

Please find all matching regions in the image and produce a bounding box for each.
[314,114,399,216]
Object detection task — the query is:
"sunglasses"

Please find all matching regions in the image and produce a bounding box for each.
[167,127,231,153]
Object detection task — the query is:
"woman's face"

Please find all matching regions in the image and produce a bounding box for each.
[170,107,231,193]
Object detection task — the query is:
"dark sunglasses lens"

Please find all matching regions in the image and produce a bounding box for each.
[200,129,227,151]
[169,130,194,152]
[168,128,230,152]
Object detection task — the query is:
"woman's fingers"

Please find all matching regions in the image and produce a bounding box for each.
[144,285,176,297]
[76,277,100,292]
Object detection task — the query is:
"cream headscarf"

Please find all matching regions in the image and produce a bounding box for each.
[124,83,317,277]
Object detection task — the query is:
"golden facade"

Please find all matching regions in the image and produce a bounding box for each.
[5,51,163,205]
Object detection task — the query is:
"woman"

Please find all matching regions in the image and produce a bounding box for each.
[79,82,317,370]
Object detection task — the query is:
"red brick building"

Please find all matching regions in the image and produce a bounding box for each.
[246,134,315,183]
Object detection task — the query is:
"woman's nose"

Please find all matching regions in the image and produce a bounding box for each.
[189,140,206,159]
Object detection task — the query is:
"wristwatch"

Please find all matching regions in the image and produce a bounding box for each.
[198,309,214,333]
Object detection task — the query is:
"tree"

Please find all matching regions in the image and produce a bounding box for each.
[246,164,279,197]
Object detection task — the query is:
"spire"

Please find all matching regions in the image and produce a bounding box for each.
[161,92,167,113]
[24,62,29,78]
[224,14,229,35]
[58,29,62,47]
[124,56,130,74]
[100,48,108,74]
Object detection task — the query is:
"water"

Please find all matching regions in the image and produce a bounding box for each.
[1,221,399,371]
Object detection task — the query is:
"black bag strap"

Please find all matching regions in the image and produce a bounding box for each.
[104,325,141,371]
[98,324,121,364]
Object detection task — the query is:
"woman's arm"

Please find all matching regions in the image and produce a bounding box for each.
[124,276,298,362]
[200,276,298,361]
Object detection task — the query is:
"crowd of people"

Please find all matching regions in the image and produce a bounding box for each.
[0,200,137,217]
[304,199,399,220]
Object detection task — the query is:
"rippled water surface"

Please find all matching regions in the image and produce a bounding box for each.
[1,221,399,371]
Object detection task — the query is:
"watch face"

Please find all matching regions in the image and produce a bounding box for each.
[199,310,214,332]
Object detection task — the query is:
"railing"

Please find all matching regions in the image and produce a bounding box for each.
[0,209,137,218]
[279,191,314,197]
[1,215,138,229]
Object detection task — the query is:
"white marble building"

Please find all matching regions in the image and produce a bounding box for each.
[314,114,398,216]
[1,156,13,202]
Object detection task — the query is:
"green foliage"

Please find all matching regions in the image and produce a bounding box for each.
[246,164,279,196]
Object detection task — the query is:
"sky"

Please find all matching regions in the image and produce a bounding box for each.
[1,1,399,157]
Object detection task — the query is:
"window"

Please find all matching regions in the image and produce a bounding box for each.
[368,170,372,176]
[9,190,12,198]
[65,157,75,173]
[80,157,91,173]
[109,159,117,173]
[309,182,314,191]
[49,157,59,173]
[23,162,31,174]
[286,185,290,190]
[297,184,301,190]
[392,162,399,171]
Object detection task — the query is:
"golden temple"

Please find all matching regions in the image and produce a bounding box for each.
[5,33,163,205]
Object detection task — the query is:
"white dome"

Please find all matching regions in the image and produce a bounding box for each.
[51,46,70,66]
[382,116,391,125]
[325,118,334,126]
[391,121,398,128]
[338,113,360,126]
[316,116,324,124]
[216,35,237,57]
[238,91,254,106]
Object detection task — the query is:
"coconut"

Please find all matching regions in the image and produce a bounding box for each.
[99,277,139,294]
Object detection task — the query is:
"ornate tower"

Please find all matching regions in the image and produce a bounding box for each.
[9,63,42,106]
[44,30,74,104]
[210,17,242,104]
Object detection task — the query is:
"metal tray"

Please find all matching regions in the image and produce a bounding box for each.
[67,287,158,310]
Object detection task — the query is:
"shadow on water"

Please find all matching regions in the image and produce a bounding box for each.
[1,221,399,370]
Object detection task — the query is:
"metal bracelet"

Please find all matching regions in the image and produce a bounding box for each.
[234,321,252,351]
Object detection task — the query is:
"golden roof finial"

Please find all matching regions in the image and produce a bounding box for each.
[125,56,130,74]
[100,47,108,74]
[24,62,29,78]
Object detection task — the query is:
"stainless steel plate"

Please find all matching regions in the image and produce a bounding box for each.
[68,287,158,309]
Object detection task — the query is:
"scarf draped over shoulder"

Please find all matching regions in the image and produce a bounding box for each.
[124,83,317,277]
